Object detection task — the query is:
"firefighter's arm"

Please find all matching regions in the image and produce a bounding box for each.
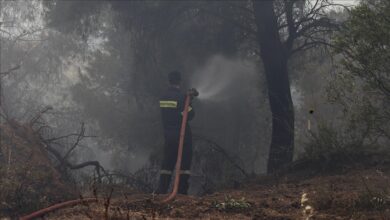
[179,94,195,121]
[186,88,197,121]
[187,103,195,121]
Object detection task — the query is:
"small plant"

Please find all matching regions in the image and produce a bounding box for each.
[356,191,389,211]
[214,195,251,211]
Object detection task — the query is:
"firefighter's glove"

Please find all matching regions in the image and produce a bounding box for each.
[188,88,199,99]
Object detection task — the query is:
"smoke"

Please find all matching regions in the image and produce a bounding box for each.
[190,55,258,102]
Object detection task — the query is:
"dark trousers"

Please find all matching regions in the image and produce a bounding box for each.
[158,128,192,195]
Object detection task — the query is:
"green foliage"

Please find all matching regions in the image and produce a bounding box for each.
[334,0,390,95]
[355,190,390,211]
[329,0,390,149]
[304,123,346,160]
[213,195,251,211]
[303,124,347,171]
[302,120,390,170]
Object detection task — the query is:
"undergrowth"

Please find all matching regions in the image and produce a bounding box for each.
[213,195,251,211]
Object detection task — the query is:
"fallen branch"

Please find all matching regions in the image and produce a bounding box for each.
[38,121,102,180]
[44,141,107,182]
[62,122,85,161]
[44,133,97,143]
[0,64,21,76]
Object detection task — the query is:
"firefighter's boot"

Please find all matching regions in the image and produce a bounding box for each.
[157,174,171,194]
[178,174,190,195]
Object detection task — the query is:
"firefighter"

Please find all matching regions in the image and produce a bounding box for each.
[157,71,195,195]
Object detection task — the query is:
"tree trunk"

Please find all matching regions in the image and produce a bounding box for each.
[253,1,294,173]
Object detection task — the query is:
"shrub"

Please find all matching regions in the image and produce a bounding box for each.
[213,195,251,211]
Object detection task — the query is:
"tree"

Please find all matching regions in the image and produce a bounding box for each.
[251,0,340,172]
[253,1,294,172]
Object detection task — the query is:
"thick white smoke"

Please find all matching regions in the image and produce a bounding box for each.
[190,55,258,102]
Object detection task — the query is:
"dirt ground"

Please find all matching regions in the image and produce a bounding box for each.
[41,167,390,220]
[3,122,389,219]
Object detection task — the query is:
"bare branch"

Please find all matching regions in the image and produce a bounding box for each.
[44,133,97,143]
[281,0,346,55]
[43,141,107,182]
[202,8,257,37]
[29,106,53,125]
[290,37,337,55]
[0,28,13,36]
[12,28,47,42]
[62,122,85,161]
[193,135,248,177]
[0,64,21,76]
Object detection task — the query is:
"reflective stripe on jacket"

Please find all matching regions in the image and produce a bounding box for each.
[159,87,194,130]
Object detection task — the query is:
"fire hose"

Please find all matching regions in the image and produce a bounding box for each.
[19,89,198,219]
[162,91,192,203]
[19,198,98,220]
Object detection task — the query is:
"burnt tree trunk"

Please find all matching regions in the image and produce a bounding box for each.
[253,1,294,173]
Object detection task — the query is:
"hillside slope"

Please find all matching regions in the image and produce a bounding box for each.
[0,121,76,217]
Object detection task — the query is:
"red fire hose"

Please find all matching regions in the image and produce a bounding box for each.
[19,198,98,220]
[162,93,191,203]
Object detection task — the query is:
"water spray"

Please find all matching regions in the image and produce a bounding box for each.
[190,55,257,102]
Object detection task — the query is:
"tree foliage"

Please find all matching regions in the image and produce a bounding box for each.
[335,0,390,98]
[332,0,390,142]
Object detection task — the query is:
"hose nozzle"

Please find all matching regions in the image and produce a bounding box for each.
[188,88,199,98]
